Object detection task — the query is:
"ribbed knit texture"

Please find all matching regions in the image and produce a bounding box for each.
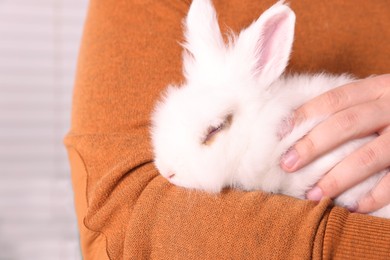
[64,0,390,259]
[323,208,390,259]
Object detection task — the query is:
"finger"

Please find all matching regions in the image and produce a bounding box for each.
[306,131,390,200]
[293,75,388,126]
[281,99,390,172]
[379,124,390,135]
[356,171,390,214]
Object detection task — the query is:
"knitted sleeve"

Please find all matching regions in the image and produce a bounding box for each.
[64,0,390,259]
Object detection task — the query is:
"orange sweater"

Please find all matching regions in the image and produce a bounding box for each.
[65,0,390,259]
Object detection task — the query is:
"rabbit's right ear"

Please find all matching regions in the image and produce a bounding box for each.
[235,1,295,86]
[182,0,225,79]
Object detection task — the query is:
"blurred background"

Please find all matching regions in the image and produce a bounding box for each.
[0,0,88,259]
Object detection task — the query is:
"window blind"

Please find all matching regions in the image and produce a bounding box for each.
[0,0,88,259]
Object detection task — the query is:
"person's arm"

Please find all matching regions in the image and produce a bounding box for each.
[64,0,390,259]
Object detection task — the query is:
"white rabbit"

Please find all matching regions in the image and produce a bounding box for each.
[150,0,389,218]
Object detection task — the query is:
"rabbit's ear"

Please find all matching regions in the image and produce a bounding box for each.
[182,0,225,76]
[235,1,295,86]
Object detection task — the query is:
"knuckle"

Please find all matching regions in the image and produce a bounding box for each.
[357,146,378,168]
[335,111,360,133]
[323,89,347,110]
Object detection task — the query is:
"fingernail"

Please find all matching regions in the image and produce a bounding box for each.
[281,148,299,170]
[347,202,358,213]
[306,186,323,201]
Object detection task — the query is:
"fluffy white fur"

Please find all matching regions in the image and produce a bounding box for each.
[151,0,389,218]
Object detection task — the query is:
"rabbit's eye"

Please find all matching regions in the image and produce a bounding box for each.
[202,114,233,145]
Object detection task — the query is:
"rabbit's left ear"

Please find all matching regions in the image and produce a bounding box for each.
[235,1,295,86]
[182,0,225,78]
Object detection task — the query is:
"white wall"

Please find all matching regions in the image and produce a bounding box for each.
[0,0,88,259]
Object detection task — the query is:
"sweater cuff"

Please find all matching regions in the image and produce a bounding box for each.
[323,207,390,259]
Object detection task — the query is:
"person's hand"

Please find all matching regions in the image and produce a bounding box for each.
[280,74,390,214]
